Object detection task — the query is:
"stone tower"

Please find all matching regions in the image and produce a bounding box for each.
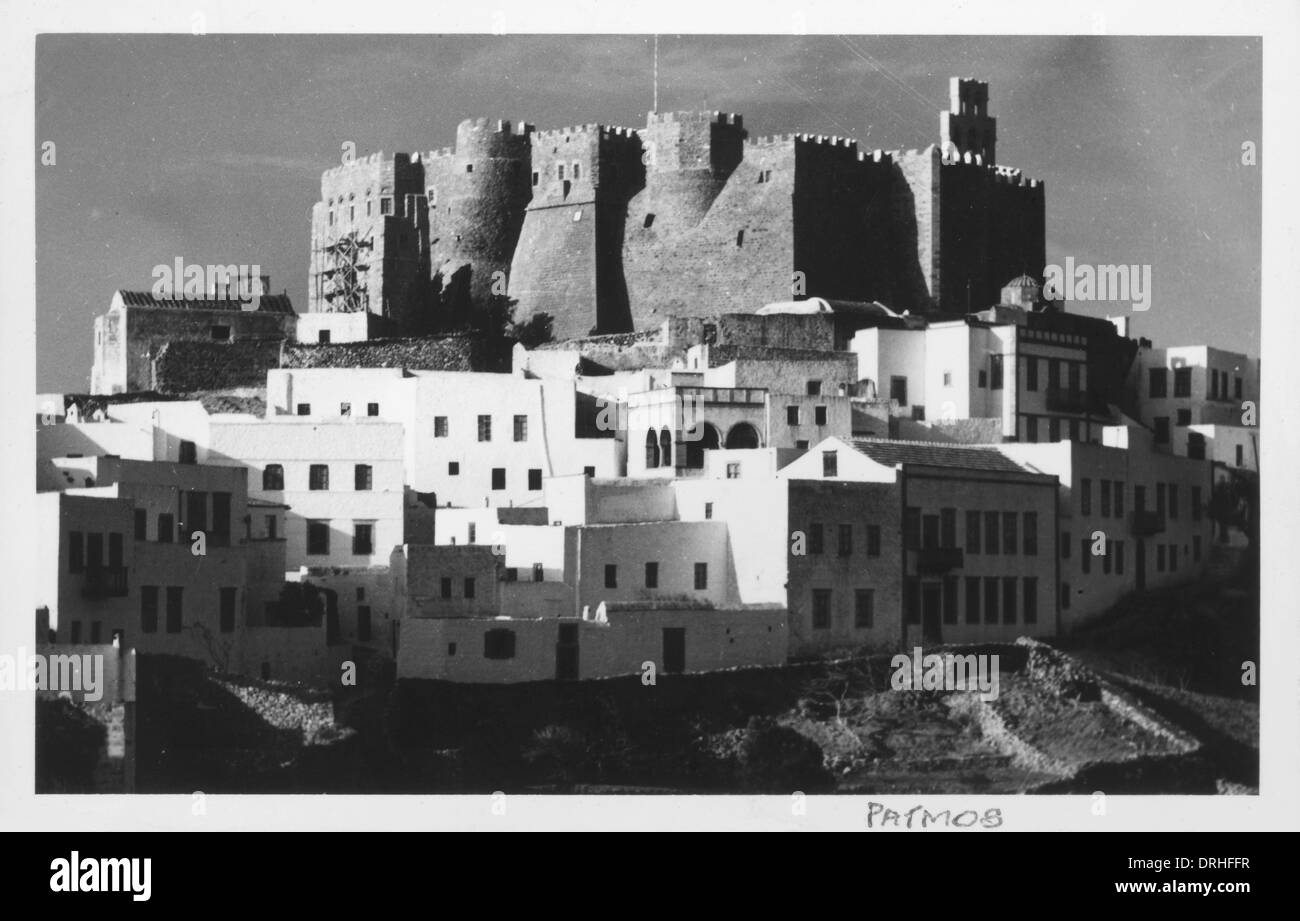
[941,77,997,164]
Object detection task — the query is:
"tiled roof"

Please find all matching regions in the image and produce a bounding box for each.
[852,439,1031,474]
[281,335,512,372]
[117,290,296,315]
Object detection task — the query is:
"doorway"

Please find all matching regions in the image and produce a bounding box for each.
[662,627,686,674]
[556,622,580,681]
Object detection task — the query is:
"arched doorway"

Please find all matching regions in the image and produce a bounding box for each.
[644,429,659,469]
[686,423,721,469]
[724,422,760,450]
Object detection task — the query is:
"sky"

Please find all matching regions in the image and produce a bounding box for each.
[35,34,1262,392]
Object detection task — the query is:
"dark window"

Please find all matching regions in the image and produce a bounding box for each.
[478,415,492,442]
[1236,444,1244,467]
[978,370,988,388]
[464,578,476,599]
[380,197,392,215]
[584,466,596,478]
[822,450,837,477]
[1114,481,1125,517]
[983,578,998,624]
[309,465,329,490]
[694,563,708,591]
[340,402,351,417]
[645,562,659,588]
[990,354,1004,390]
[141,586,159,633]
[1002,577,1017,623]
[1154,417,1170,444]
[605,564,618,589]
[297,403,311,416]
[491,468,506,490]
[448,462,459,476]
[1026,357,1039,391]
[942,577,959,625]
[219,587,236,633]
[1061,531,1071,559]
[1100,480,1112,518]
[440,577,452,599]
[185,491,207,538]
[533,563,544,583]
[1068,363,1081,394]
[854,589,874,628]
[211,492,231,547]
[307,520,330,555]
[367,403,379,417]
[158,513,174,543]
[528,469,542,491]
[357,606,372,641]
[353,523,374,556]
[318,330,331,344]
[866,525,881,557]
[1173,367,1192,398]
[806,380,822,396]
[355,464,373,491]
[86,533,103,569]
[838,524,852,557]
[1049,417,1060,442]
[922,515,939,549]
[1023,578,1038,625]
[179,440,197,464]
[1002,513,1017,556]
[484,629,516,659]
[69,531,84,573]
[940,508,956,548]
[964,577,980,624]
[903,508,921,551]
[984,511,1000,555]
[1149,368,1167,398]
[211,325,230,341]
[1176,408,1192,426]
[812,589,832,629]
[809,523,824,554]
[90,622,101,644]
[166,587,183,633]
[1026,417,1038,442]
[514,415,528,442]
[890,376,908,406]
[434,417,448,437]
[786,405,800,425]
[814,405,828,426]
[966,511,981,554]
[263,464,284,490]
[70,622,81,643]
[704,502,713,520]
[1235,377,1243,399]
[1080,478,1092,516]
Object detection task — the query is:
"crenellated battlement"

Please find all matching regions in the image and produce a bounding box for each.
[321,150,388,180]
[646,110,744,129]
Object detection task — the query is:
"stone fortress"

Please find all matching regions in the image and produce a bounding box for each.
[307,77,1045,341]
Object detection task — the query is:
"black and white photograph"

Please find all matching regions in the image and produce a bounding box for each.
[3,0,1296,855]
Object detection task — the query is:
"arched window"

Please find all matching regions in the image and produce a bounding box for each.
[724,422,760,450]
[685,423,720,469]
[262,464,284,490]
[659,428,673,467]
[644,429,659,469]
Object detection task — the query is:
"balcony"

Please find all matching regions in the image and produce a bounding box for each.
[914,547,964,574]
[81,566,128,599]
[1130,510,1166,537]
[1045,386,1090,414]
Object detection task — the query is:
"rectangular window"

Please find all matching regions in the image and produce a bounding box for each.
[822,450,838,477]
[357,606,372,641]
[904,509,921,551]
[645,562,658,589]
[491,468,506,490]
[353,523,374,556]
[528,469,542,491]
[922,515,939,549]
[990,354,1004,390]
[1236,444,1244,467]
[1002,577,1017,624]
[211,325,230,342]
[867,525,881,557]
[890,376,908,406]
[468,523,477,544]
[809,523,824,555]
[965,577,981,624]
[940,508,956,548]
[513,415,528,442]
[340,402,352,417]
[983,578,999,624]
[838,523,852,557]
[354,464,372,491]
[179,440,197,464]
[984,511,1000,555]
[806,380,822,396]
[704,502,714,521]
[265,514,278,540]
[1080,478,1092,515]
[1100,480,1111,518]
[483,628,516,660]
[1155,417,1170,444]
[309,465,329,490]
[1049,417,1061,442]
[726,463,741,479]
[812,589,832,629]
[1023,512,1037,555]
[533,563,544,583]
[1026,416,1038,442]
[297,403,311,416]
[69,531,84,573]
[464,578,476,599]
[1002,512,1017,556]
[219,587,236,633]
[158,513,174,543]
[1061,531,1071,559]
[942,577,958,625]
[1023,578,1038,625]
[1114,481,1125,518]
[440,577,452,599]
[1173,366,1192,398]
[786,405,800,425]
[814,405,828,426]
[966,511,981,554]
[86,533,103,569]
[448,462,459,476]
[854,589,874,628]
[134,508,147,541]
[141,586,159,633]
[166,587,183,634]
[1235,376,1243,399]
[90,622,101,644]
[978,370,988,388]
[1026,356,1039,391]
[1149,368,1167,398]
[1176,408,1192,426]
[604,564,618,589]
[434,416,448,437]
[380,197,392,215]
[694,563,708,591]
[307,520,330,555]
[367,403,379,417]
[477,415,491,442]
[70,622,81,643]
